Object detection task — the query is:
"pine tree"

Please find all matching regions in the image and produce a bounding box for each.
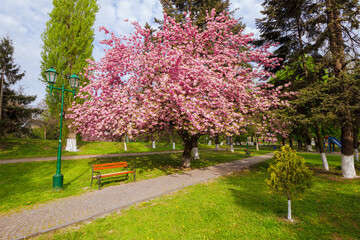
[158,0,227,26]
[323,0,360,178]
[0,36,40,136]
[40,0,99,151]
[156,0,244,31]
[0,36,25,122]
[257,0,360,178]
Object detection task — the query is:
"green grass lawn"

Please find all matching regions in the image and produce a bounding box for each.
[33,152,360,240]
[0,138,238,160]
[0,150,271,214]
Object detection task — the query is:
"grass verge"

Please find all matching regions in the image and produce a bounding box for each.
[34,152,360,240]
[0,150,270,214]
[0,138,243,160]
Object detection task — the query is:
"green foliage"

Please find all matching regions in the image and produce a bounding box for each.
[40,0,99,136]
[0,36,40,136]
[266,146,312,200]
[157,0,244,32]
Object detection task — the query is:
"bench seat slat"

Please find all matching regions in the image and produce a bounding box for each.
[93,162,127,167]
[98,171,135,178]
[93,164,128,171]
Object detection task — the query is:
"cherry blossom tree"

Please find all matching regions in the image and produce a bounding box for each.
[69,11,285,168]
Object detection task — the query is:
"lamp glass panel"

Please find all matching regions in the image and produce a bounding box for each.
[48,72,56,84]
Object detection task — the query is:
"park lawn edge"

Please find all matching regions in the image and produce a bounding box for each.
[33,154,360,240]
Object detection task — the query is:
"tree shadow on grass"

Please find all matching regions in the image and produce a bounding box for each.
[63,167,92,190]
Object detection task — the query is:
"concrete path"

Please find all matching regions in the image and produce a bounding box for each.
[0,153,273,240]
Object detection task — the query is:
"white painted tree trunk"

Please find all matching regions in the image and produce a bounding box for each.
[215,144,220,151]
[192,147,200,159]
[124,142,127,151]
[65,138,78,152]
[230,144,234,153]
[321,153,329,171]
[220,141,223,146]
[355,149,359,162]
[208,140,212,145]
[173,142,176,150]
[152,140,156,149]
[341,154,357,178]
[256,141,259,151]
[287,199,292,221]
[306,145,312,152]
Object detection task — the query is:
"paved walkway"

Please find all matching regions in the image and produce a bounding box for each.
[0,153,274,240]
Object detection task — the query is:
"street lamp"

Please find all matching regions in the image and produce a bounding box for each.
[45,67,80,190]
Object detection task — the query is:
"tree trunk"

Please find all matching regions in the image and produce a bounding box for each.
[230,136,234,153]
[326,0,356,178]
[124,141,127,151]
[179,130,200,169]
[65,126,78,152]
[315,123,329,171]
[152,140,156,149]
[255,135,259,151]
[171,131,176,150]
[353,118,359,162]
[192,141,200,160]
[215,135,220,151]
[282,137,285,146]
[287,197,292,222]
[289,138,293,149]
[0,71,4,122]
[341,116,357,178]
[43,127,47,140]
[298,140,303,151]
[305,137,312,152]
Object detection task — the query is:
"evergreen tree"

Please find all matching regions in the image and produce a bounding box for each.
[0,36,25,122]
[40,0,99,151]
[0,36,40,136]
[323,0,360,178]
[257,0,360,178]
[156,0,244,31]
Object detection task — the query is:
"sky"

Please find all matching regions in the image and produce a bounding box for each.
[0,0,264,106]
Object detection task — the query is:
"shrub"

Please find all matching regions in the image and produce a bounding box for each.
[266,146,313,221]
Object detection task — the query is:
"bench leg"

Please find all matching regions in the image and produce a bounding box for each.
[98,178,101,190]
[90,177,93,187]
[133,172,136,182]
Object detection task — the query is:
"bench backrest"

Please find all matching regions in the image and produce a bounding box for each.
[92,162,128,171]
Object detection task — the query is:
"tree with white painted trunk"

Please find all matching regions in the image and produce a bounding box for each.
[69,11,285,169]
[266,146,313,221]
[41,0,99,152]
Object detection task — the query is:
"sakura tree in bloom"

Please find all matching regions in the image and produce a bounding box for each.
[68,10,286,168]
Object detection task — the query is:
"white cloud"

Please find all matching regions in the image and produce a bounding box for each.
[0,0,264,106]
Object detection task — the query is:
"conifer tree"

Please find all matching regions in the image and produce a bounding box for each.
[40,0,99,151]
[158,0,228,27]
[0,36,25,122]
[257,0,360,178]
[0,36,40,136]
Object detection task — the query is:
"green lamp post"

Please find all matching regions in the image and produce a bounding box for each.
[45,67,80,190]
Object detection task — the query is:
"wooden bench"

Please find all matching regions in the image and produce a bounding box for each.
[91,161,136,189]
[244,149,254,157]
